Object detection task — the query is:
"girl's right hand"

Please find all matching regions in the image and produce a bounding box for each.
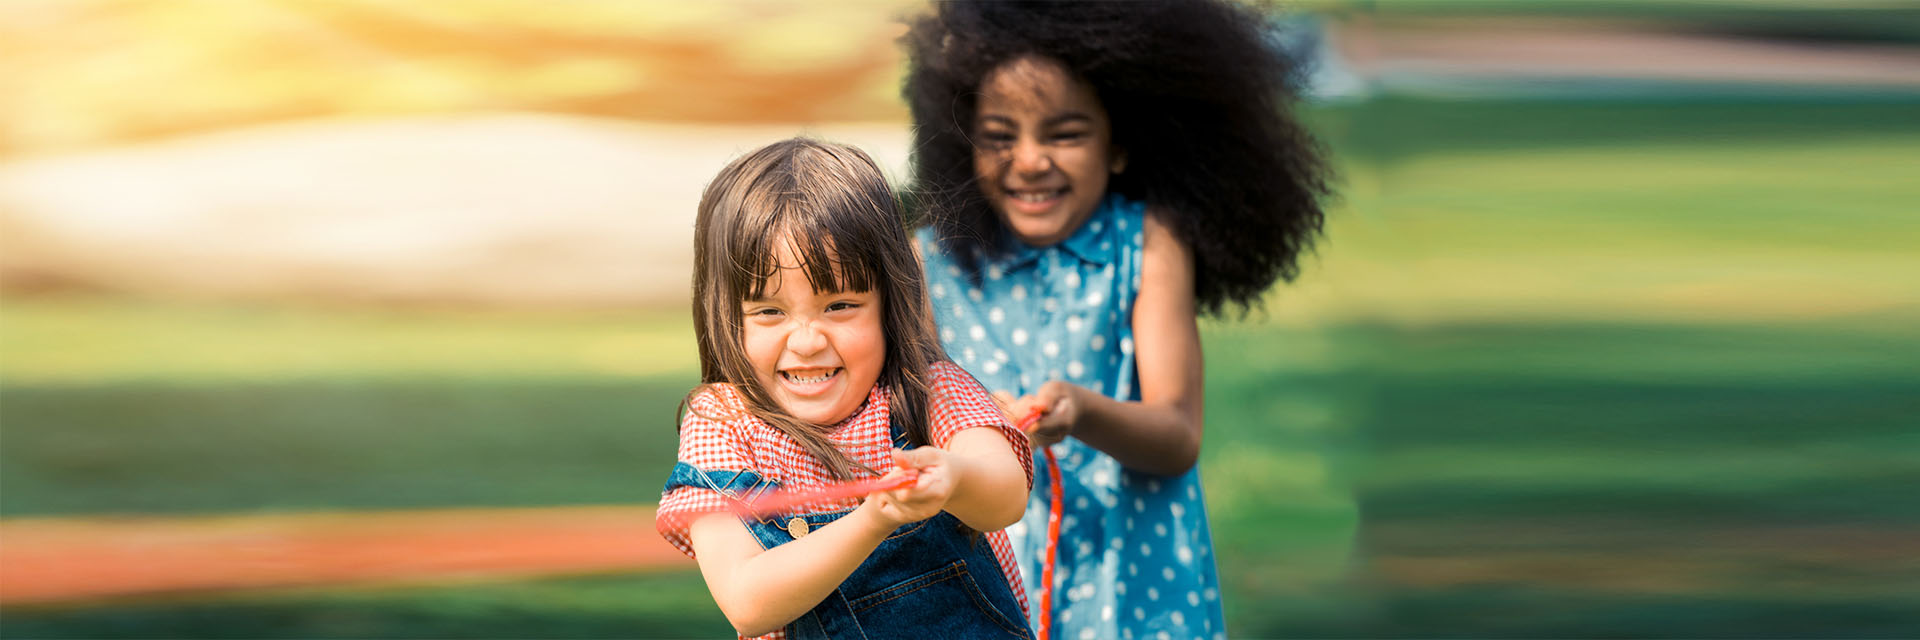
[864,447,956,527]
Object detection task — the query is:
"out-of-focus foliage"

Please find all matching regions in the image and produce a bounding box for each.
[1,300,696,384]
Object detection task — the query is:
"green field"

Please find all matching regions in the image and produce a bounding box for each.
[4,95,1918,637]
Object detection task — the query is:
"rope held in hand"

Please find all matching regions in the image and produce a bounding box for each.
[681,407,1055,639]
[672,471,921,521]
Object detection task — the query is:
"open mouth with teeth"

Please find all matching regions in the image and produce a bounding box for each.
[1009,187,1067,204]
[780,368,841,386]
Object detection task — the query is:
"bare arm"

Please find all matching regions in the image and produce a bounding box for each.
[1009,211,1205,476]
[688,502,897,637]
[934,426,1030,530]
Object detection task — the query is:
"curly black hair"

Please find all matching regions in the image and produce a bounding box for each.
[901,0,1332,316]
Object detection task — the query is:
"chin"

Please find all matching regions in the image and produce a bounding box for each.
[1004,216,1072,247]
[788,402,854,426]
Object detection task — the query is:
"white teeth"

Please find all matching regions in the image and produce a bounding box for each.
[1012,189,1063,203]
[784,369,836,384]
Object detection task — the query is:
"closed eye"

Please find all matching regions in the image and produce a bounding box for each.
[976,131,1015,148]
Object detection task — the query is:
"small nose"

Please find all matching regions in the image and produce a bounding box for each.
[786,319,827,356]
[1010,138,1051,175]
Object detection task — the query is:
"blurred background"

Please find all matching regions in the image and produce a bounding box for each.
[2,0,1917,637]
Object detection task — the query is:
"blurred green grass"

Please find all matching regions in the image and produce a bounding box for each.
[5,94,1919,637]
[0,301,697,385]
[0,377,693,515]
[1306,99,1920,326]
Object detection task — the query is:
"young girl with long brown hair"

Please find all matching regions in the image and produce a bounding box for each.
[656,138,1037,640]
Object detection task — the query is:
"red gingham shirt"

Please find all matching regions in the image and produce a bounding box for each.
[656,361,1033,640]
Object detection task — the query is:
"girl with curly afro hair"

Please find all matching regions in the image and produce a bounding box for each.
[903,1,1332,638]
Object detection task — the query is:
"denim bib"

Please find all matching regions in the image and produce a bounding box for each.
[661,421,1033,640]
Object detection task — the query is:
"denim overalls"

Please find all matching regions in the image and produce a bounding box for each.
[662,420,1033,640]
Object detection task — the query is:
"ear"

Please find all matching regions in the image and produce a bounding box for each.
[1110,147,1128,175]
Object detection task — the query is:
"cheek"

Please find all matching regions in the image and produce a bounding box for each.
[1067,149,1111,181]
[741,326,781,372]
[844,320,887,373]
[973,153,1003,187]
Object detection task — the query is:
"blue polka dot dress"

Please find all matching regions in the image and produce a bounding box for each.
[920,194,1226,640]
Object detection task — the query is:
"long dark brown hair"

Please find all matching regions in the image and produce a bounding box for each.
[686,138,943,480]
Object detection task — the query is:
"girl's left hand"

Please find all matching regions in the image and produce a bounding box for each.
[867,447,957,527]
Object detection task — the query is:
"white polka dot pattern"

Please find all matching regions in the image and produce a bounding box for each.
[919,194,1224,639]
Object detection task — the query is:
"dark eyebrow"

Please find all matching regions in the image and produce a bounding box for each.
[976,113,1095,128]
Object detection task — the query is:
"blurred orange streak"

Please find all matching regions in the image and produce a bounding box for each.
[0,505,689,604]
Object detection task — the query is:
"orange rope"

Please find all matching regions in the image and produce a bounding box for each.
[1014,407,1061,640]
[732,471,919,518]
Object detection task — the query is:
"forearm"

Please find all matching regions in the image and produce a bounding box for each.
[1067,384,1202,476]
[1077,208,1204,477]
[941,428,1030,530]
[697,505,896,636]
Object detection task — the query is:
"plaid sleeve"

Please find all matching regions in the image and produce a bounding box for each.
[927,361,1034,491]
[655,386,754,559]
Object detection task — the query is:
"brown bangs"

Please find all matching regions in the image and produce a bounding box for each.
[729,169,887,303]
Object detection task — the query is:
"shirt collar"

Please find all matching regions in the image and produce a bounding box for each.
[992,193,1121,270]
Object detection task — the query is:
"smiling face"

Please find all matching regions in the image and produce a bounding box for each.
[972,56,1125,247]
[739,238,886,426]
